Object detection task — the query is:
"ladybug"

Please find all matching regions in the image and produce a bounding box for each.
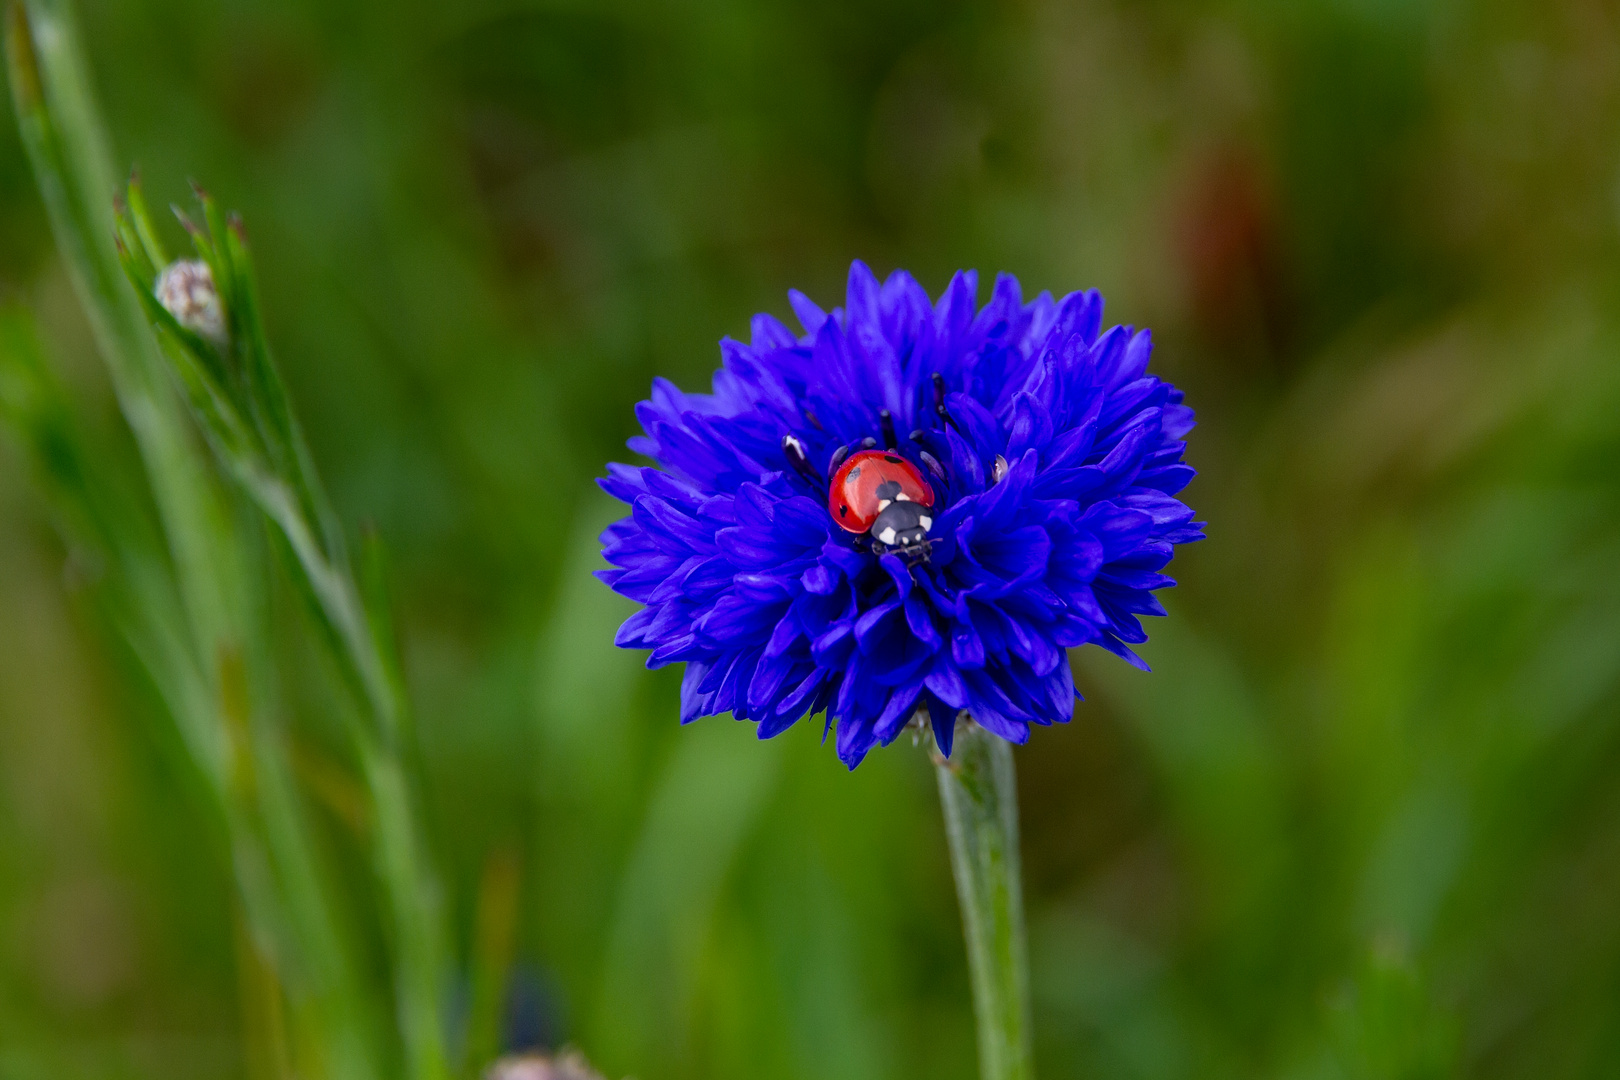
[781,398,966,562]
[829,449,936,557]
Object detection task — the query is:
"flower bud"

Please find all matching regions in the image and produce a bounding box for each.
[153,259,227,345]
[483,1051,608,1080]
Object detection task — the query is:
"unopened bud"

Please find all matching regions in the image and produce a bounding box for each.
[154,259,227,345]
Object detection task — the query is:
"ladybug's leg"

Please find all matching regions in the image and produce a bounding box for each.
[898,542,931,566]
[781,435,823,487]
[879,409,898,451]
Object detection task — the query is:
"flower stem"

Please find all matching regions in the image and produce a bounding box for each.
[935,719,1034,1080]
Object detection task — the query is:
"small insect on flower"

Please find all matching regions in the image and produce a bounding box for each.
[831,449,936,555]
[598,262,1203,768]
[784,424,939,559]
[153,258,227,346]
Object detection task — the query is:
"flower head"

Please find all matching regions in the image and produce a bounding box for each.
[599,262,1203,768]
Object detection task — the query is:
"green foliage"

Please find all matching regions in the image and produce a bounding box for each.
[5,3,447,1077]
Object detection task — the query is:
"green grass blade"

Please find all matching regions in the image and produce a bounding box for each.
[5,6,389,1077]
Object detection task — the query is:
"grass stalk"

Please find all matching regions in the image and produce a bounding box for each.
[109,48,449,1080]
[4,4,385,1077]
[126,202,452,1080]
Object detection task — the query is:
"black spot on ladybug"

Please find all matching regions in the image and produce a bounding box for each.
[839,506,848,517]
[884,455,903,464]
[847,466,861,481]
[875,479,903,501]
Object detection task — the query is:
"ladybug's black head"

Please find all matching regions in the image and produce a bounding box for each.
[870,498,934,560]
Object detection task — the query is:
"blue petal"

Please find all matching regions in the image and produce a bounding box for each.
[928,695,959,757]
[789,290,828,336]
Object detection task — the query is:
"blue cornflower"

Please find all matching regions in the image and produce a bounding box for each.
[598,262,1203,768]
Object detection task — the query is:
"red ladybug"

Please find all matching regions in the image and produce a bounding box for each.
[829,450,936,556]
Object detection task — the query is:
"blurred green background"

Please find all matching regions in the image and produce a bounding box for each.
[1,0,1619,1077]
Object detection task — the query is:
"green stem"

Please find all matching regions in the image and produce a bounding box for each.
[5,5,385,1076]
[935,719,1034,1080]
[6,0,237,675]
[253,471,449,1080]
[359,741,450,1080]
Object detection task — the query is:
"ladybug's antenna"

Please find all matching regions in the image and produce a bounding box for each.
[781,435,822,486]
[932,373,965,436]
[879,409,898,451]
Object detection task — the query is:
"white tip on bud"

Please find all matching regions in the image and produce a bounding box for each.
[154,259,227,345]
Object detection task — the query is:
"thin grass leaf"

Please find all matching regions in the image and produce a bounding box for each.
[5,5,390,1077]
[116,179,451,1080]
[124,166,168,265]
